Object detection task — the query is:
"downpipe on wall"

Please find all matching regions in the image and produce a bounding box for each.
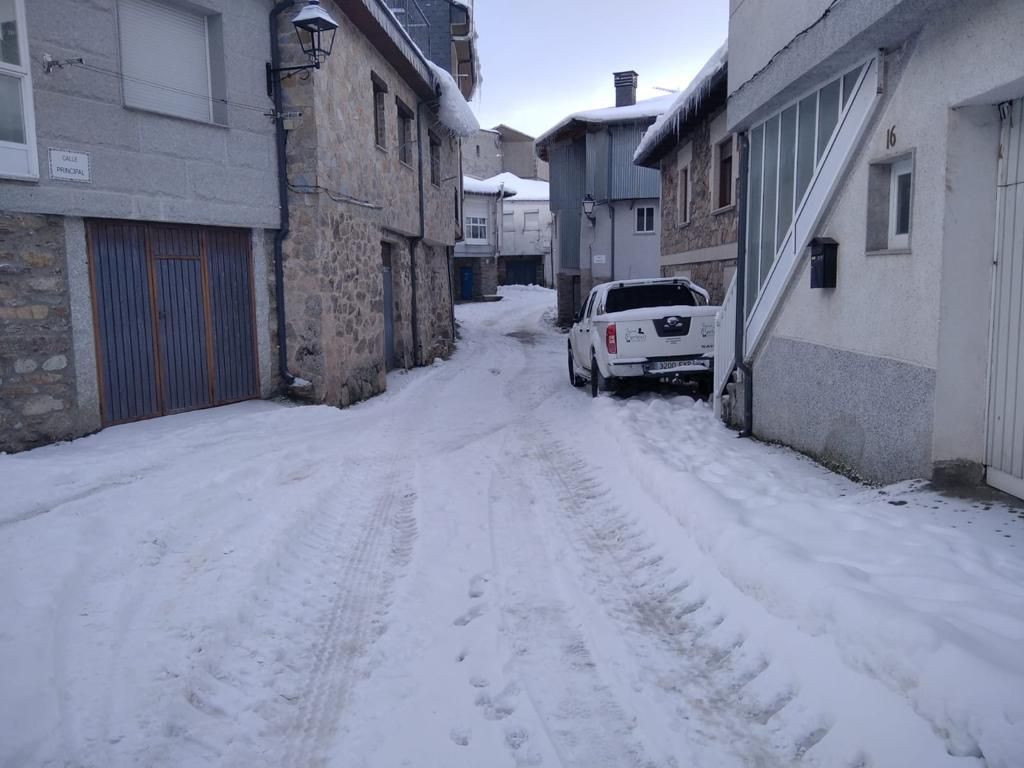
[408,99,429,367]
[734,131,753,437]
[270,0,296,386]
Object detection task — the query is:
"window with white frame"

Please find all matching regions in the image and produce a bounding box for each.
[744,63,866,312]
[867,154,914,252]
[0,0,38,179]
[118,0,225,124]
[636,206,655,234]
[503,210,514,231]
[678,165,690,225]
[466,216,487,242]
[524,211,540,231]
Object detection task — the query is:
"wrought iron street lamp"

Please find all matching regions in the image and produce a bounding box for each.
[267,0,339,96]
[582,194,596,220]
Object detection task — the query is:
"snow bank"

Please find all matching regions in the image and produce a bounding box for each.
[634,42,728,164]
[484,172,549,201]
[427,60,479,137]
[536,93,676,149]
[583,396,1024,767]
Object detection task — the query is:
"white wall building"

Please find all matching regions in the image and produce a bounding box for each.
[492,172,553,286]
[718,0,1024,496]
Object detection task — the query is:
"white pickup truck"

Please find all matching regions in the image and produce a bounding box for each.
[568,277,718,397]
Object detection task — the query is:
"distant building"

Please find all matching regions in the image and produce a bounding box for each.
[492,173,553,287]
[454,177,514,300]
[634,45,735,304]
[536,72,672,323]
[463,125,550,181]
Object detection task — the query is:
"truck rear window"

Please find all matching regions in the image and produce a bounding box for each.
[604,283,699,312]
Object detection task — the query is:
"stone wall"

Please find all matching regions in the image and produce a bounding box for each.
[0,213,89,452]
[277,1,460,407]
[660,107,738,267]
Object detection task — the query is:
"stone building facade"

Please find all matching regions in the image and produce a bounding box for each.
[633,50,736,305]
[276,0,468,406]
[0,0,279,453]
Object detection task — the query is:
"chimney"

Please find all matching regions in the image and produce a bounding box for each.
[614,70,638,107]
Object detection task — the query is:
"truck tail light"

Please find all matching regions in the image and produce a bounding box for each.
[606,323,618,354]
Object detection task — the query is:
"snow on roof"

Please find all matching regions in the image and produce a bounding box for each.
[536,92,677,150]
[485,172,549,201]
[427,61,480,138]
[633,42,728,165]
[463,176,516,196]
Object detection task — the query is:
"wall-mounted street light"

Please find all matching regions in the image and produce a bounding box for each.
[267,0,339,97]
[582,194,596,221]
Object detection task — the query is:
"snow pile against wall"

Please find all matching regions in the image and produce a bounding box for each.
[463,175,515,196]
[634,42,728,163]
[485,172,549,201]
[428,61,480,137]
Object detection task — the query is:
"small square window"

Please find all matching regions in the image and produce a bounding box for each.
[524,211,540,231]
[466,216,487,242]
[867,155,914,252]
[635,206,656,233]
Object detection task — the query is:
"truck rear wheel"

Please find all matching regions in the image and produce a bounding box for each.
[569,348,585,388]
[590,353,614,398]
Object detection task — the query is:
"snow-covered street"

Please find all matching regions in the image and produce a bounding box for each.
[2,287,1023,768]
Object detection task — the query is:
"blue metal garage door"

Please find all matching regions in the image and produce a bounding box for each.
[88,220,259,426]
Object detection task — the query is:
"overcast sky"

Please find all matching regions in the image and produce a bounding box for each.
[468,0,729,138]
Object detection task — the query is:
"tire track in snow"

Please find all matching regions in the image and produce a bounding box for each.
[280,477,418,768]
[485,437,664,768]
[522,417,826,766]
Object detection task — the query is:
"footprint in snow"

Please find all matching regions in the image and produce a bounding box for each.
[450,727,471,746]
[468,573,490,598]
[453,603,486,627]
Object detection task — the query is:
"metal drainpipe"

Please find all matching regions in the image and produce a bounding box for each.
[408,98,428,367]
[270,0,296,385]
[734,131,753,437]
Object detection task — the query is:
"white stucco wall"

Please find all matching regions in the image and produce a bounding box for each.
[500,199,552,258]
[761,0,1024,469]
[728,0,833,96]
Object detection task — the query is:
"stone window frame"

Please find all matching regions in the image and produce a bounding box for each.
[371,72,389,151]
[396,96,415,167]
[866,150,915,255]
[0,0,39,179]
[634,205,656,234]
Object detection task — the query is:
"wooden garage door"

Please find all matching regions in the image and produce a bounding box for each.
[987,99,1024,499]
[87,220,259,426]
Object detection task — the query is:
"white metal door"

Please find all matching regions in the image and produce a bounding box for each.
[987,99,1024,499]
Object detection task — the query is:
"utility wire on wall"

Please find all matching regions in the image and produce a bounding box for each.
[728,0,846,99]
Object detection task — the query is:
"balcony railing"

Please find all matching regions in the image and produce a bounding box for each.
[386,0,431,59]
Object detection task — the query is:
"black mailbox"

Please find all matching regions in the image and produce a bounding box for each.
[810,237,838,289]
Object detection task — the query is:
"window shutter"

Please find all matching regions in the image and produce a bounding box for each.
[118,0,212,122]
